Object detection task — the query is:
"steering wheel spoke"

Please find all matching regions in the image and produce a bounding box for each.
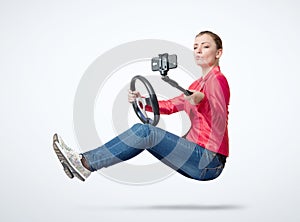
[130,75,160,126]
[136,97,148,118]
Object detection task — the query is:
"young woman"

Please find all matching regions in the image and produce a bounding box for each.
[53,31,230,182]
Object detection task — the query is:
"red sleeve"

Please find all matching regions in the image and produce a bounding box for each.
[146,94,185,115]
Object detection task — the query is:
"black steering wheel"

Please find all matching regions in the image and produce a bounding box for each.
[130,75,160,126]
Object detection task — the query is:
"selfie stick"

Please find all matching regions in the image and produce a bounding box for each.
[161,76,193,96]
[153,53,193,96]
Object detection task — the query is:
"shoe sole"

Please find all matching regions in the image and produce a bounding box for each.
[52,135,86,181]
[53,134,74,179]
[53,133,59,143]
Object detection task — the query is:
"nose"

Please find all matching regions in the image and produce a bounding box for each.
[194,46,201,54]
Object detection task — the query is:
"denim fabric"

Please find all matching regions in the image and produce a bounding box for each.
[83,123,226,181]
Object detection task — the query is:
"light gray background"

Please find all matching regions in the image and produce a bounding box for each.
[0,0,299,221]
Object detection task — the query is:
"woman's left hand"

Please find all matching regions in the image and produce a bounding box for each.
[184,90,205,105]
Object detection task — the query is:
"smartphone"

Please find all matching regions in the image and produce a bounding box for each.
[151,53,177,75]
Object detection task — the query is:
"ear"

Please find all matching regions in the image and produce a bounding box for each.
[216,49,223,59]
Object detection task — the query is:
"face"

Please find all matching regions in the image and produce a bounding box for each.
[193,34,222,68]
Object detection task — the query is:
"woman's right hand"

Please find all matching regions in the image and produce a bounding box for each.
[128,90,141,103]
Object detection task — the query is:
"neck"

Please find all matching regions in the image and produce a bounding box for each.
[201,67,211,77]
[201,62,219,77]
[201,66,215,77]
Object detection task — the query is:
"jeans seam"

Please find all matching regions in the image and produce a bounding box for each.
[87,131,146,168]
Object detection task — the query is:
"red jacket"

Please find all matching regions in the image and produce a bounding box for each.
[147,66,230,156]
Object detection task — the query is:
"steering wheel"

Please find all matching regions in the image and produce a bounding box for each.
[130,75,160,126]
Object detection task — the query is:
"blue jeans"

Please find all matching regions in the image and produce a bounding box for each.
[83,123,226,181]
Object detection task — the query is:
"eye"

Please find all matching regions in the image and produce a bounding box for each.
[204,45,209,48]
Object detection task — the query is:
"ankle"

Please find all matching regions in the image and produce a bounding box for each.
[80,155,92,171]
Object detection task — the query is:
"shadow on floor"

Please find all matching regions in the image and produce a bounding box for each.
[121,204,245,211]
[79,204,245,211]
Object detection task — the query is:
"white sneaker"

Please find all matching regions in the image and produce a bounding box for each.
[53,134,91,181]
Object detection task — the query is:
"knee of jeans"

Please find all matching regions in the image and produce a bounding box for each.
[131,123,150,137]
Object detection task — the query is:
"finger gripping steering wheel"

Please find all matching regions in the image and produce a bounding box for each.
[130,75,160,126]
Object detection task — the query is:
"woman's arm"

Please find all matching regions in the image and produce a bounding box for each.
[127,89,185,115]
[184,90,205,105]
